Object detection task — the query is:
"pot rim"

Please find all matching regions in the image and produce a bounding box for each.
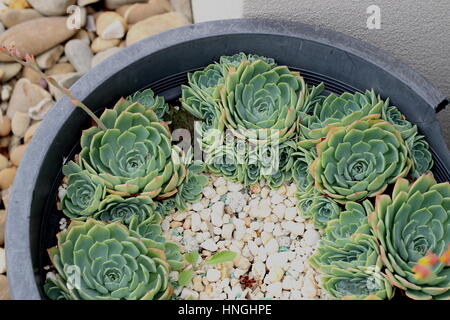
[5,18,449,300]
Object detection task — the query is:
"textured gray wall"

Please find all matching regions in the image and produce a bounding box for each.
[242,0,450,145]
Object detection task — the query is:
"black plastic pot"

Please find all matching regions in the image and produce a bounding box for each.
[5,18,450,300]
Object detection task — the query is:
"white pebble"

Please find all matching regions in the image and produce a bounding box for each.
[221,223,235,240]
[303,229,320,246]
[265,238,279,254]
[206,269,221,282]
[266,282,282,299]
[284,207,297,220]
[284,221,305,236]
[211,202,225,227]
[201,239,218,251]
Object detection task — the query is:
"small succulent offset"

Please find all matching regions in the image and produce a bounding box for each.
[406,133,433,179]
[60,161,106,220]
[298,89,383,150]
[127,88,169,120]
[79,99,187,197]
[369,174,450,300]
[94,195,160,225]
[174,161,209,211]
[311,117,412,203]
[321,266,394,300]
[322,200,373,247]
[297,188,341,229]
[44,219,183,300]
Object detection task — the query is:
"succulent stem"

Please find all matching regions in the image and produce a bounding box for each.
[0,45,107,130]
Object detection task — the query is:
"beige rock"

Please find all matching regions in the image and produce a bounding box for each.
[0,275,10,300]
[73,29,90,43]
[28,98,53,120]
[0,17,77,62]
[126,12,190,46]
[0,85,11,101]
[90,37,119,53]
[0,113,11,136]
[0,8,42,28]
[96,11,127,40]
[91,47,121,67]
[11,111,30,137]
[8,0,30,10]
[10,143,26,166]
[28,0,76,16]
[2,187,11,209]
[46,63,75,76]
[170,0,192,22]
[22,66,41,84]
[117,0,172,24]
[48,72,82,100]
[0,210,5,246]
[0,248,5,274]
[0,166,16,190]
[7,78,52,118]
[66,5,86,30]
[24,121,40,143]
[0,154,8,171]
[0,62,22,83]
[105,0,146,9]
[77,0,100,6]
[36,45,64,70]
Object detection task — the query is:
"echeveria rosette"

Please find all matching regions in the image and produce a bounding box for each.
[261,140,296,189]
[321,266,394,300]
[296,187,341,229]
[128,216,184,271]
[206,144,245,184]
[291,147,315,192]
[369,174,450,300]
[94,195,160,226]
[311,118,412,203]
[310,234,381,274]
[79,100,186,198]
[406,134,433,179]
[219,52,276,68]
[220,59,307,144]
[154,198,178,216]
[298,90,384,150]
[60,161,106,220]
[175,161,208,211]
[127,89,168,119]
[44,219,176,300]
[323,200,373,247]
[381,102,417,141]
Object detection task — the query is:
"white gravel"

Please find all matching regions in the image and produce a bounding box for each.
[165,174,330,300]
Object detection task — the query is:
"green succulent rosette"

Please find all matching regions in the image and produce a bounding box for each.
[220,59,307,144]
[310,234,381,273]
[261,140,296,189]
[307,193,341,229]
[381,102,417,141]
[311,117,412,203]
[79,99,186,198]
[44,219,180,300]
[127,88,169,119]
[60,161,106,220]
[206,144,245,183]
[406,133,433,179]
[321,266,394,300]
[369,174,450,300]
[175,161,208,211]
[298,89,384,150]
[94,195,160,225]
[128,216,184,271]
[323,200,373,247]
[154,198,178,216]
[291,147,315,191]
[219,52,276,68]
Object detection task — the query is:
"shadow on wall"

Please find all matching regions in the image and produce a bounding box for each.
[241,0,450,147]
